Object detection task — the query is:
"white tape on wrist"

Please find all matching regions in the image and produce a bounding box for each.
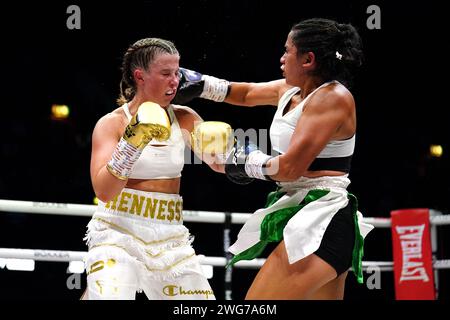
[106,138,142,180]
[245,150,272,180]
[200,75,230,102]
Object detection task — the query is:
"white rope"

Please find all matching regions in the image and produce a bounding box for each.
[0,248,85,262]
[1,199,449,226]
[1,200,449,272]
[1,248,450,271]
[0,200,95,217]
[0,199,245,224]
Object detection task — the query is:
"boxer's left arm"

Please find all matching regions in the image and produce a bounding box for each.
[224,79,287,107]
[226,88,352,182]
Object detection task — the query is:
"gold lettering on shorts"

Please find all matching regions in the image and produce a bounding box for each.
[162,285,213,299]
[95,278,119,296]
[106,259,116,268]
[180,287,214,299]
[95,280,104,295]
[105,194,119,210]
[88,258,116,275]
[130,195,145,216]
[167,200,175,221]
[143,198,158,218]
[157,200,168,221]
[104,191,182,222]
[117,192,131,213]
[163,285,177,296]
[175,201,182,221]
[89,260,104,274]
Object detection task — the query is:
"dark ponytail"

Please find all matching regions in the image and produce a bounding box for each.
[290,18,363,87]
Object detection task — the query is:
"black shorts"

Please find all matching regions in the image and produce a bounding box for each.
[314,201,355,276]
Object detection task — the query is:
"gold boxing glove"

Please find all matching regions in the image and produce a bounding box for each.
[124,101,171,148]
[191,121,234,163]
[107,102,171,180]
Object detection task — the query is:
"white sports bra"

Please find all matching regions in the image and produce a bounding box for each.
[122,103,185,179]
[269,81,355,172]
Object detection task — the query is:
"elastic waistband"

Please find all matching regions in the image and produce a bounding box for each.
[277,175,350,192]
[97,188,183,225]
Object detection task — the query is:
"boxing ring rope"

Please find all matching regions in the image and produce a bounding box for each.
[1,247,449,271]
[1,199,449,225]
[1,199,450,298]
[0,248,267,268]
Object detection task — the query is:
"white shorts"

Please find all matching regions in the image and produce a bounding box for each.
[83,188,215,300]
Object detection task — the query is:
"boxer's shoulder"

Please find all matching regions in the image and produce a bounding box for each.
[93,108,128,137]
[171,104,202,132]
[172,104,198,116]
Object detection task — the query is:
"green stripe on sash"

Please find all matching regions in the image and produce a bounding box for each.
[228,190,366,285]
[348,193,365,284]
[228,189,329,267]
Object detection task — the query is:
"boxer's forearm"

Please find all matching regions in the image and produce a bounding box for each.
[107,102,171,180]
[92,166,128,202]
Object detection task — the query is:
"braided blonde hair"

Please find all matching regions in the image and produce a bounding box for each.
[117,38,179,105]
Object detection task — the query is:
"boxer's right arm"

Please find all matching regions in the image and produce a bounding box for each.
[90,114,129,202]
[173,67,289,107]
[91,102,171,202]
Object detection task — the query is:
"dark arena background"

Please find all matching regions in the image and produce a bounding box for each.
[0,0,449,303]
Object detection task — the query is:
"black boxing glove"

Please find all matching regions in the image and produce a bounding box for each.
[172,68,230,104]
[225,140,274,185]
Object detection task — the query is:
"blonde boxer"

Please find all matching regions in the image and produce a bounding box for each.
[84,37,233,300]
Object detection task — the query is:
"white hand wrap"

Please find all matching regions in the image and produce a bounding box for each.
[200,75,230,102]
[244,150,273,180]
[106,138,143,180]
